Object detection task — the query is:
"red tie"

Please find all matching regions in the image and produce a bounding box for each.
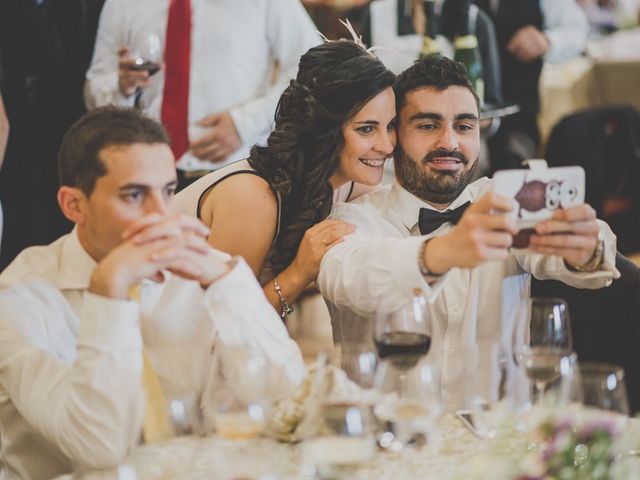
[161,0,191,161]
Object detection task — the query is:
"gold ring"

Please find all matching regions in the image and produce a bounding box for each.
[322,238,328,246]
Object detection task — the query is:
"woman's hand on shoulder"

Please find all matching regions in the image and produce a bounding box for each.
[290,219,355,284]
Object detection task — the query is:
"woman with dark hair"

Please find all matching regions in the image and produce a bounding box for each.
[174,39,396,316]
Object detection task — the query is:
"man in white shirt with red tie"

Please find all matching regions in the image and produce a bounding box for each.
[84,0,320,188]
[0,107,304,480]
[317,55,619,412]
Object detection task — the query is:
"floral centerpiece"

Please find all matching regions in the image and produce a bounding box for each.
[454,409,640,480]
[517,411,622,480]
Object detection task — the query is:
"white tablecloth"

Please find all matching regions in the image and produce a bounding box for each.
[53,414,640,480]
[54,415,486,480]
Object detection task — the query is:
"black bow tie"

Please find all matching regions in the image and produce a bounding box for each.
[418,201,471,235]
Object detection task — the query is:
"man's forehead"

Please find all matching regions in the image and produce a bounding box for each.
[403,86,478,113]
[97,143,177,186]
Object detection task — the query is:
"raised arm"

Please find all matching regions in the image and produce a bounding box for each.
[84,0,136,109]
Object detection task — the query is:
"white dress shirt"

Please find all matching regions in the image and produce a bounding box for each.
[0,229,304,480]
[84,0,320,172]
[317,179,619,411]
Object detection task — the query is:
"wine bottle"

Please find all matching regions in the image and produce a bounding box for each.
[452,0,484,104]
[419,0,440,59]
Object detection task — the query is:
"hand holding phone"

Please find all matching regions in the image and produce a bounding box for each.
[492,165,586,249]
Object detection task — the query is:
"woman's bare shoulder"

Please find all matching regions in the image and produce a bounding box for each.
[201,172,278,225]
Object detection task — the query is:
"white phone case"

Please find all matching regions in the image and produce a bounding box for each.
[493,166,586,229]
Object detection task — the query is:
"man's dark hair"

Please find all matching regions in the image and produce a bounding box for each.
[58,106,170,196]
[394,55,480,112]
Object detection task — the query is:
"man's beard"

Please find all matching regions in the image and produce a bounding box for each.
[394,145,478,205]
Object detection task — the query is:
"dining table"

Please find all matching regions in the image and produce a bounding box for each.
[53,413,640,480]
[50,414,504,480]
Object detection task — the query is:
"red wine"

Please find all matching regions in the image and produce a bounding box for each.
[375,331,431,370]
[130,59,161,76]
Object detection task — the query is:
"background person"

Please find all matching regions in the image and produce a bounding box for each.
[85,0,320,188]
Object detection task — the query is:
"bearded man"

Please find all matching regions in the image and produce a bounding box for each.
[317,55,619,410]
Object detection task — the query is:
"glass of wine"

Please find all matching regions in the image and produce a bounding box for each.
[128,29,163,76]
[373,294,432,382]
[512,297,574,406]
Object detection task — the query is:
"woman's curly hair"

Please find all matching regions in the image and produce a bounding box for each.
[248,40,395,273]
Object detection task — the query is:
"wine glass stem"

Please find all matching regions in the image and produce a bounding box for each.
[399,373,407,399]
[535,381,547,405]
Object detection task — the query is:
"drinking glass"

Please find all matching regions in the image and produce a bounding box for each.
[373,360,441,451]
[128,30,163,76]
[167,394,205,437]
[575,362,630,416]
[373,294,432,397]
[212,346,270,441]
[461,341,515,438]
[339,346,377,391]
[512,297,573,405]
[301,402,376,480]
[166,394,205,437]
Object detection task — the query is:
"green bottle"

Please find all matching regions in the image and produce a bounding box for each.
[453,0,484,104]
[419,0,440,59]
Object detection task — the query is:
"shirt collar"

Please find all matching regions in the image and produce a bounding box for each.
[57,228,98,290]
[389,181,476,232]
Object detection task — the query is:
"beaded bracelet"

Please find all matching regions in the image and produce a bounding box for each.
[273,276,294,318]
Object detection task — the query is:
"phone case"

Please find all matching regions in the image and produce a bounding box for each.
[493,166,586,248]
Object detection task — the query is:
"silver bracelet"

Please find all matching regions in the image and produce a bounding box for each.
[273,276,294,319]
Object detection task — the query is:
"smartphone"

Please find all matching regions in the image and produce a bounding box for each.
[492,165,585,248]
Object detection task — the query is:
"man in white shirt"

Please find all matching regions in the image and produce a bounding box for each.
[0,107,304,480]
[317,55,619,411]
[84,0,320,184]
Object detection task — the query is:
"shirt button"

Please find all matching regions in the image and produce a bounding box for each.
[452,304,461,312]
[448,347,455,355]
